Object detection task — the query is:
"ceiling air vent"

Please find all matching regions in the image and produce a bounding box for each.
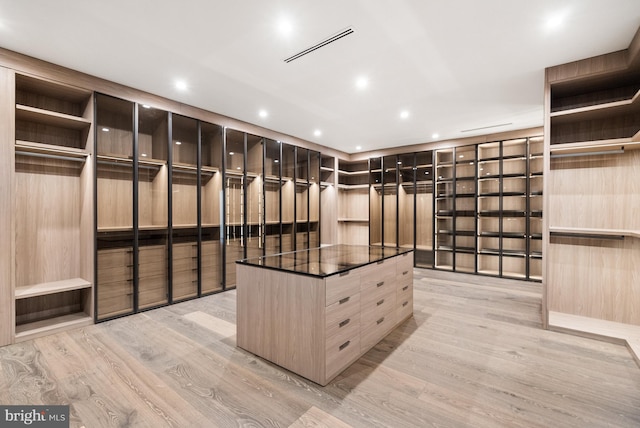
[284,27,354,63]
[461,123,513,133]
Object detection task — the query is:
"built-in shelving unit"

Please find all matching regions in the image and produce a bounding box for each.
[338,159,369,245]
[13,73,94,341]
[544,27,640,358]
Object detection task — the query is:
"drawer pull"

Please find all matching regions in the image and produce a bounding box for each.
[376,299,384,306]
[402,270,409,275]
[403,301,409,307]
[339,318,351,328]
[339,271,350,277]
[376,317,385,325]
[339,296,350,305]
[402,285,409,291]
[339,340,350,351]
[376,281,384,287]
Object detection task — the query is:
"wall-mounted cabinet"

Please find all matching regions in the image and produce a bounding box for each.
[13,74,94,341]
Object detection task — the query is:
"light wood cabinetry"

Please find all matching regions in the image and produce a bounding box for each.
[12,73,94,342]
[237,249,413,386]
[544,27,640,348]
[338,160,369,245]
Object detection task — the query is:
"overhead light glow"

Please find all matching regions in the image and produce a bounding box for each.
[278,17,293,36]
[400,110,410,119]
[259,109,268,118]
[175,80,188,91]
[274,159,279,163]
[545,10,569,31]
[101,127,109,132]
[356,145,362,150]
[432,133,439,139]
[229,152,235,155]
[142,104,151,109]
[355,76,368,90]
[175,141,182,145]
[141,153,148,157]
[314,129,322,137]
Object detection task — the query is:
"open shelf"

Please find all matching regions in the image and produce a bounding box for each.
[15,312,93,342]
[550,88,640,123]
[15,278,91,300]
[550,226,640,239]
[16,104,91,130]
[15,140,89,158]
[549,131,640,155]
[338,218,369,222]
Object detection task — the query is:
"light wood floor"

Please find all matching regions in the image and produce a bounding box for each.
[1,269,639,427]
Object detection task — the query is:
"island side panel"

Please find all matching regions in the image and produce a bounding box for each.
[236,264,326,384]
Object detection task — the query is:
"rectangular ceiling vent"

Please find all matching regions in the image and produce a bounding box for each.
[284,27,354,63]
[461,123,513,133]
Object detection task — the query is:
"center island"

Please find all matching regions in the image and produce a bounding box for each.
[236,244,414,386]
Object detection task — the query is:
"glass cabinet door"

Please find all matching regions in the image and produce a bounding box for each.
[224,129,245,288]
[309,150,320,248]
[95,94,135,320]
[264,139,281,255]
[415,151,433,267]
[246,134,264,259]
[137,105,169,309]
[201,122,223,294]
[295,147,309,250]
[398,153,415,251]
[281,143,295,252]
[369,157,382,246]
[383,155,398,247]
[171,114,198,301]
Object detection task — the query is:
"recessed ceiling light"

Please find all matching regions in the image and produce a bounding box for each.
[274,159,279,163]
[141,153,147,157]
[432,133,439,139]
[237,166,241,170]
[355,76,368,90]
[545,10,568,31]
[397,161,402,165]
[459,155,464,158]
[313,129,322,137]
[175,80,187,91]
[175,141,182,145]
[278,18,293,36]
[101,127,109,132]
[356,145,362,150]
[229,152,235,155]
[142,104,151,109]
[400,110,410,119]
[259,109,268,118]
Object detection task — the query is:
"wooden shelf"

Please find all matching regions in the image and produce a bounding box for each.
[15,140,89,158]
[15,278,91,300]
[337,183,369,190]
[15,312,93,343]
[548,311,640,366]
[338,169,368,176]
[550,88,640,124]
[550,132,640,155]
[338,218,369,223]
[550,226,640,239]
[16,104,91,130]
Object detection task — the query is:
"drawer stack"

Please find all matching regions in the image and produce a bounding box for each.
[396,252,414,322]
[360,258,397,350]
[172,242,198,301]
[138,245,168,309]
[201,241,221,294]
[325,269,361,380]
[97,247,133,318]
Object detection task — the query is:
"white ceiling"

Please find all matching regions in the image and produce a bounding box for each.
[1,1,639,153]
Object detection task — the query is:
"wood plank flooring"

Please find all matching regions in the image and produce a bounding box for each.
[1,269,639,427]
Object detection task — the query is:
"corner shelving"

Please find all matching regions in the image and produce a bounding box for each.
[338,159,369,245]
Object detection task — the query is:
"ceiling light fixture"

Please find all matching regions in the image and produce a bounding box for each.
[259,109,268,118]
[175,141,182,145]
[229,152,235,155]
[432,133,439,139]
[314,129,322,137]
[356,145,362,150]
[400,110,409,119]
[278,18,293,36]
[142,104,151,109]
[355,76,368,90]
[175,80,188,91]
[101,127,109,132]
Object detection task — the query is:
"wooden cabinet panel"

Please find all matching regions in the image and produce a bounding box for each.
[325,292,360,339]
[325,270,361,306]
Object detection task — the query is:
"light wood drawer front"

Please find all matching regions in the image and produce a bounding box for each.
[397,282,413,303]
[97,265,132,284]
[361,288,395,326]
[396,296,413,322]
[326,292,360,338]
[139,245,166,259]
[326,313,360,352]
[396,253,413,277]
[173,269,197,285]
[361,275,395,308]
[173,280,198,300]
[201,241,220,255]
[361,311,396,351]
[173,256,197,273]
[360,260,395,290]
[326,270,361,306]
[98,248,133,269]
[172,242,197,259]
[139,274,167,308]
[326,333,361,381]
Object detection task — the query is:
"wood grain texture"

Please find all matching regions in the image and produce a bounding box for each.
[1,269,638,427]
[0,66,15,346]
